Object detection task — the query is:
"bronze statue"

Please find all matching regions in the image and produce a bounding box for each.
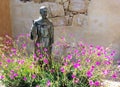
[30,6,54,58]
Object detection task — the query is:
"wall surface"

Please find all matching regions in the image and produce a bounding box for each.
[0,0,12,37]
[88,0,120,61]
[10,0,120,61]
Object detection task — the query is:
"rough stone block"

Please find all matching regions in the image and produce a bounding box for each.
[72,14,88,27]
[69,0,88,13]
[50,16,68,26]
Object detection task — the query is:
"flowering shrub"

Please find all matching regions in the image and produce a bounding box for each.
[0,34,119,87]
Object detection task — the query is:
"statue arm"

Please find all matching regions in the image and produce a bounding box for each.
[30,21,38,40]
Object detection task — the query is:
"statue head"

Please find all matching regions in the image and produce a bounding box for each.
[40,6,48,19]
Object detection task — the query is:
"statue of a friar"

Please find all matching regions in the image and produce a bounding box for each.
[30,6,54,58]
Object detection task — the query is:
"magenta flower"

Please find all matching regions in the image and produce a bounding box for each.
[46,80,51,87]
[74,78,79,84]
[89,80,94,86]
[0,62,2,66]
[0,75,4,79]
[36,85,40,87]
[44,48,48,52]
[23,77,27,81]
[43,58,48,64]
[86,58,91,63]
[96,61,101,66]
[6,58,11,63]
[13,73,18,77]
[67,54,72,60]
[22,43,27,49]
[111,72,118,79]
[86,70,93,78]
[97,52,101,56]
[102,70,110,75]
[60,67,65,73]
[94,81,101,86]
[72,74,76,79]
[104,60,111,65]
[32,74,36,79]
[10,75,14,79]
[73,62,80,69]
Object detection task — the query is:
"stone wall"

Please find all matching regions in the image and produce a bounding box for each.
[10,0,89,38]
[10,0,120,61]
[0,0,12,37]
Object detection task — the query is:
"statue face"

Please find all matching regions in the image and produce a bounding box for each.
[40,6,47,19]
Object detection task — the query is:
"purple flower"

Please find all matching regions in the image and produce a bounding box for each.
[23,77,27,81]
[94,81,101,86]
[43,58,48,64]
[32,74,36,79]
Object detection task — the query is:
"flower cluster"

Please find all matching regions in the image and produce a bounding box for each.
[0,34,119,87]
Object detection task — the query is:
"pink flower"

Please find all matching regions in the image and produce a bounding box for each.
[22,44,27,49]
[43,58,48,64]
[111,72,118,79]
[67,54,72,60]
[60,67,65,73]
[0,62,2,66]
[36,85,40,87]
[86,70,93,78]
[13,73,18,77]
[0,75,4,79]
[74,78,79,84]
[89,80,94,86]
[32,74,36,79]
[96,61,101,66]
[72,74,76,79]
[73,62,80,69]
[23,77,27,81]
[6,58,11,63]
[102,70,109,75]
[94,81,101,86]
[44,48,48,52]
[86,58,91,63]
[10,75,14,79]
[46,80,51,87]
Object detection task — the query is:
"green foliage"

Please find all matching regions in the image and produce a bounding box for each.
[0,34,118,87]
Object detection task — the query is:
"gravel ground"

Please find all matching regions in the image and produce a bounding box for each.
[102,80,120,87]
